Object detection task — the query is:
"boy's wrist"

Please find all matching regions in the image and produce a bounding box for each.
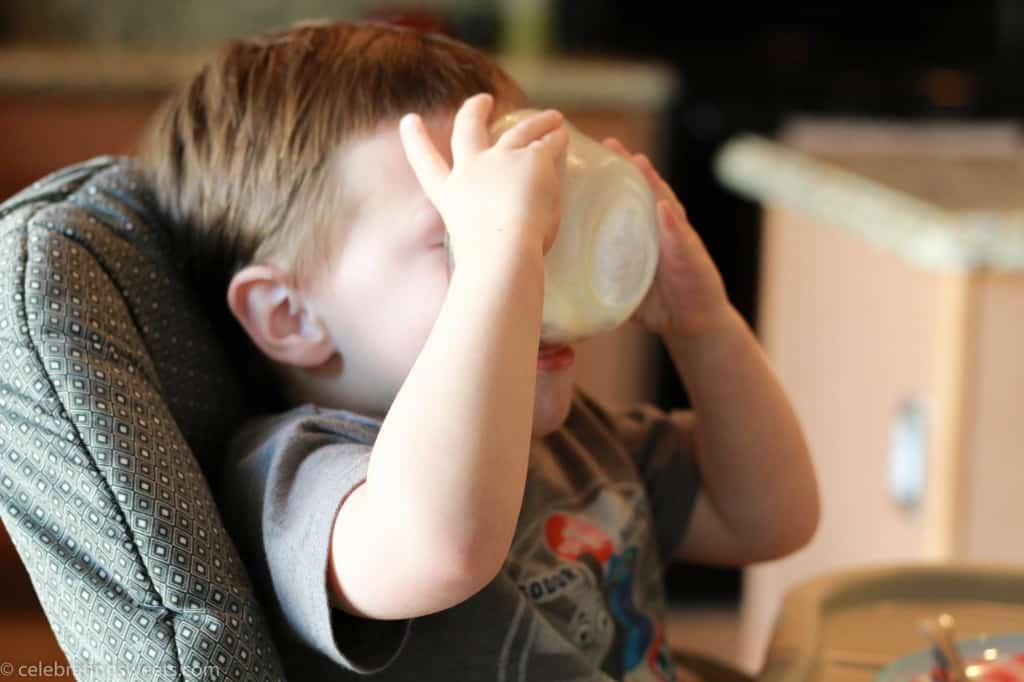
[448,230,546,291]
[662,305,747,367]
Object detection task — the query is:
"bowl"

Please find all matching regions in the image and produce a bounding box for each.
[877,632,1024,681]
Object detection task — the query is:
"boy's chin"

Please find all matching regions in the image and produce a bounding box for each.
[531,371,575,437]
[531,406,570,437]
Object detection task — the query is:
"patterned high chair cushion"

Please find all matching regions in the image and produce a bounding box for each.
[0,158,286,681]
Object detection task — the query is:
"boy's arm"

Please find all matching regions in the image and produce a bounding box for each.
[328,95,569,620]
[604,139,820,567]
[667,307,819,565]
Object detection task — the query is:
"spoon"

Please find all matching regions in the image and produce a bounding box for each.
[918,613,968,682]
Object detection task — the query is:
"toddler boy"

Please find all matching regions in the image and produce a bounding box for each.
[141,18,819,681]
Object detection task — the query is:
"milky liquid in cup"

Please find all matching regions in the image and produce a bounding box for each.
[443,109,660,343]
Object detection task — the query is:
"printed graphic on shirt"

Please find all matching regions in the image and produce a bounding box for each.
[499,482,677,682]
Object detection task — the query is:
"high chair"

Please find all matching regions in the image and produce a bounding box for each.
[0,157,286,680]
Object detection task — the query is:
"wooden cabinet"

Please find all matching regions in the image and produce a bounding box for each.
[716,120,1024,672]
[0,92,165,200]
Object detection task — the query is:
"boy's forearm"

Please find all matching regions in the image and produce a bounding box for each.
[667,307,819,558]
[374,245,543,558]
[330,239,545,618]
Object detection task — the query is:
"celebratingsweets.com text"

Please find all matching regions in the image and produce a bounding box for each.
[0,659,222,678]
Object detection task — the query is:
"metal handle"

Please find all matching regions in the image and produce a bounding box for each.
[888,395,928,511]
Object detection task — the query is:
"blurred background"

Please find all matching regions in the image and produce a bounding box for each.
[2,0,1024,678]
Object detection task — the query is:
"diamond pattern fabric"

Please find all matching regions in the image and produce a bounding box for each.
[0,158,286,681]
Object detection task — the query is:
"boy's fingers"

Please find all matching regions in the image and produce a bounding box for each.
[630,152,689,222]
[399,113,450,199]
[497,109,564,150]
[602,137,631,158]
[657,199,677,233]
[532,126,569,161]
[605,137,693,229]
[605,138,677,209]
[451,93,493,162]
[633,153,663,191]
[633,153,664,189]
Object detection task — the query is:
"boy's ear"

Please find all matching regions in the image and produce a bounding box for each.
[227,265,335,368]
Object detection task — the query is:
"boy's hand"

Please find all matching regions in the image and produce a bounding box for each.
[602,144,820,567]
[400,93,569,262]
[603,138,732,340]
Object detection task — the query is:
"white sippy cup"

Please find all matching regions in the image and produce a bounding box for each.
[443,109,661,343]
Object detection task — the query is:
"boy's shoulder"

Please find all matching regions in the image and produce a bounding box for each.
[226,389,682,464]
[229,402,382,460]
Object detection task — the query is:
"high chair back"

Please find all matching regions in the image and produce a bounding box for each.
[0,158,286,680]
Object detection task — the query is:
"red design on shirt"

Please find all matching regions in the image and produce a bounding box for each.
[545,513,614,564]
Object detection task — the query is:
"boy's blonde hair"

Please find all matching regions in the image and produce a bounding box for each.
[141,19,523,295]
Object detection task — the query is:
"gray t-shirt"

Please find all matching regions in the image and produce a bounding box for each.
[217,388,701,681]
